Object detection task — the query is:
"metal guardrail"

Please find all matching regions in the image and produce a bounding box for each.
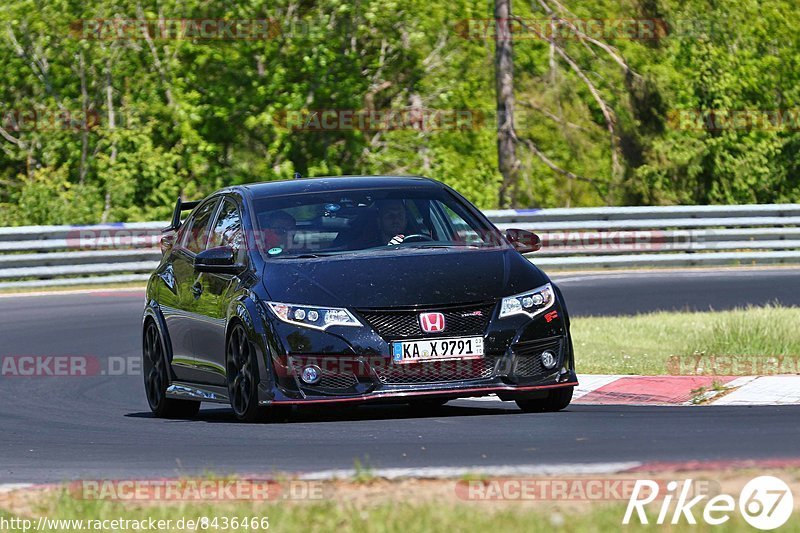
[0,204,798,289]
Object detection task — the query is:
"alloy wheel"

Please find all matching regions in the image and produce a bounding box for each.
[227,324,257,419]
[143,321,169,410]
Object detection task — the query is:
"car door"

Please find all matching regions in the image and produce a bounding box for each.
[189,197,246,386]
[163,197,220,384]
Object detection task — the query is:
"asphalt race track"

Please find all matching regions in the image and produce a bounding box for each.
[554,267,800,315]
[1,268,798,483]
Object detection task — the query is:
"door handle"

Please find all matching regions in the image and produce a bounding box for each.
[191,282,203,298]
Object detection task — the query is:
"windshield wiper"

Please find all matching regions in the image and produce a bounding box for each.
[405,243,491,249]
[276,252,339,259]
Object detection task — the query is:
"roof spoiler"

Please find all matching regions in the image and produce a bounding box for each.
[163,197,201,233]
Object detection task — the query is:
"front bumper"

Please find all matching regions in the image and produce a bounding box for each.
[259,290,575,406]
[259,334,577,405]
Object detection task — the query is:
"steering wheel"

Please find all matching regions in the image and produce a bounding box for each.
[400,234,434,243]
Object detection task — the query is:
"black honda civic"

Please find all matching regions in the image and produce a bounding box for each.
[142,176,577,421]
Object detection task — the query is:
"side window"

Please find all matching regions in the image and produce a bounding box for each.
[209,199,244,256]
[406,200,435,238]
[181,199,219,254]
[434,202,483,244]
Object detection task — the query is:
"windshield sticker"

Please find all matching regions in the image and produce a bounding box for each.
[267,247,283,256]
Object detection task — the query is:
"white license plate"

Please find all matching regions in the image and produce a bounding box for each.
[391,337,484,364]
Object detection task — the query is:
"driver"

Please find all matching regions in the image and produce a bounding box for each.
[261,210,296,250]
[377,199,410,245]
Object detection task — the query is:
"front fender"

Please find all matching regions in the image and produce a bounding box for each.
[225,292,277,403]
[142,300,177,380]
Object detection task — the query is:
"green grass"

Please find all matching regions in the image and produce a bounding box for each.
[352,456,377,483]
[0,281,146,294]
[573,305,800,375]
[4,490,800,533]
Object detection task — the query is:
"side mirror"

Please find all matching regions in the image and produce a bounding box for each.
[160,232,175,254]
[194,246,243,274]
[505,229,541,254]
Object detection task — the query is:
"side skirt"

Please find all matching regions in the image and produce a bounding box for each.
[166,382,230,404]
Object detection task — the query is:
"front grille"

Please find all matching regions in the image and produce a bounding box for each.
[513,354,546,377]
[357,302,496,340]
[318,372,358,389]
[511,337,562,378]
[289,360,358,391]
[375,357,497,384]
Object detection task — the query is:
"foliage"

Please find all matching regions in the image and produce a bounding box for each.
[0,0,798,224]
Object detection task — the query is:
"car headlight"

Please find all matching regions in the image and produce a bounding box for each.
[499,283,555,319]
[266,302,362,330]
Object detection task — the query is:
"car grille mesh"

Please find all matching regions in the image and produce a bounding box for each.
[513,354,546,377]
[357,302,496,340]
[511,338,562,378]
[318,371,358,390]
[375,357,497,384]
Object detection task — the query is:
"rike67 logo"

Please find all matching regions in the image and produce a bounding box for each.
[624,476,793,529]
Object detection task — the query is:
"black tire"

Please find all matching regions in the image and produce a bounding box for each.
[143,320,200,419]
[515,387,573,413]
[227,323,269,422]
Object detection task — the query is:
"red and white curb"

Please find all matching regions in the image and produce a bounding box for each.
[575,375,740,405]
[464,375,800,406]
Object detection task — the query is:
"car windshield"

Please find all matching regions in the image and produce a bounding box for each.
[251,187,503,259]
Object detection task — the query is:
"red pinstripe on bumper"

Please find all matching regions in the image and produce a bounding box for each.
[267,380,578,405]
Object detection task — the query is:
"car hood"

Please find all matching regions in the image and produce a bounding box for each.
[261,248,549,308]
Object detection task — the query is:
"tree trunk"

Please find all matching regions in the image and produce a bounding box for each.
[494,0,518,208]
[78,51,89,186]
[101,57,116,224]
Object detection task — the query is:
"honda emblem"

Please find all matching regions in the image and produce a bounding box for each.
[419,312,446,333]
